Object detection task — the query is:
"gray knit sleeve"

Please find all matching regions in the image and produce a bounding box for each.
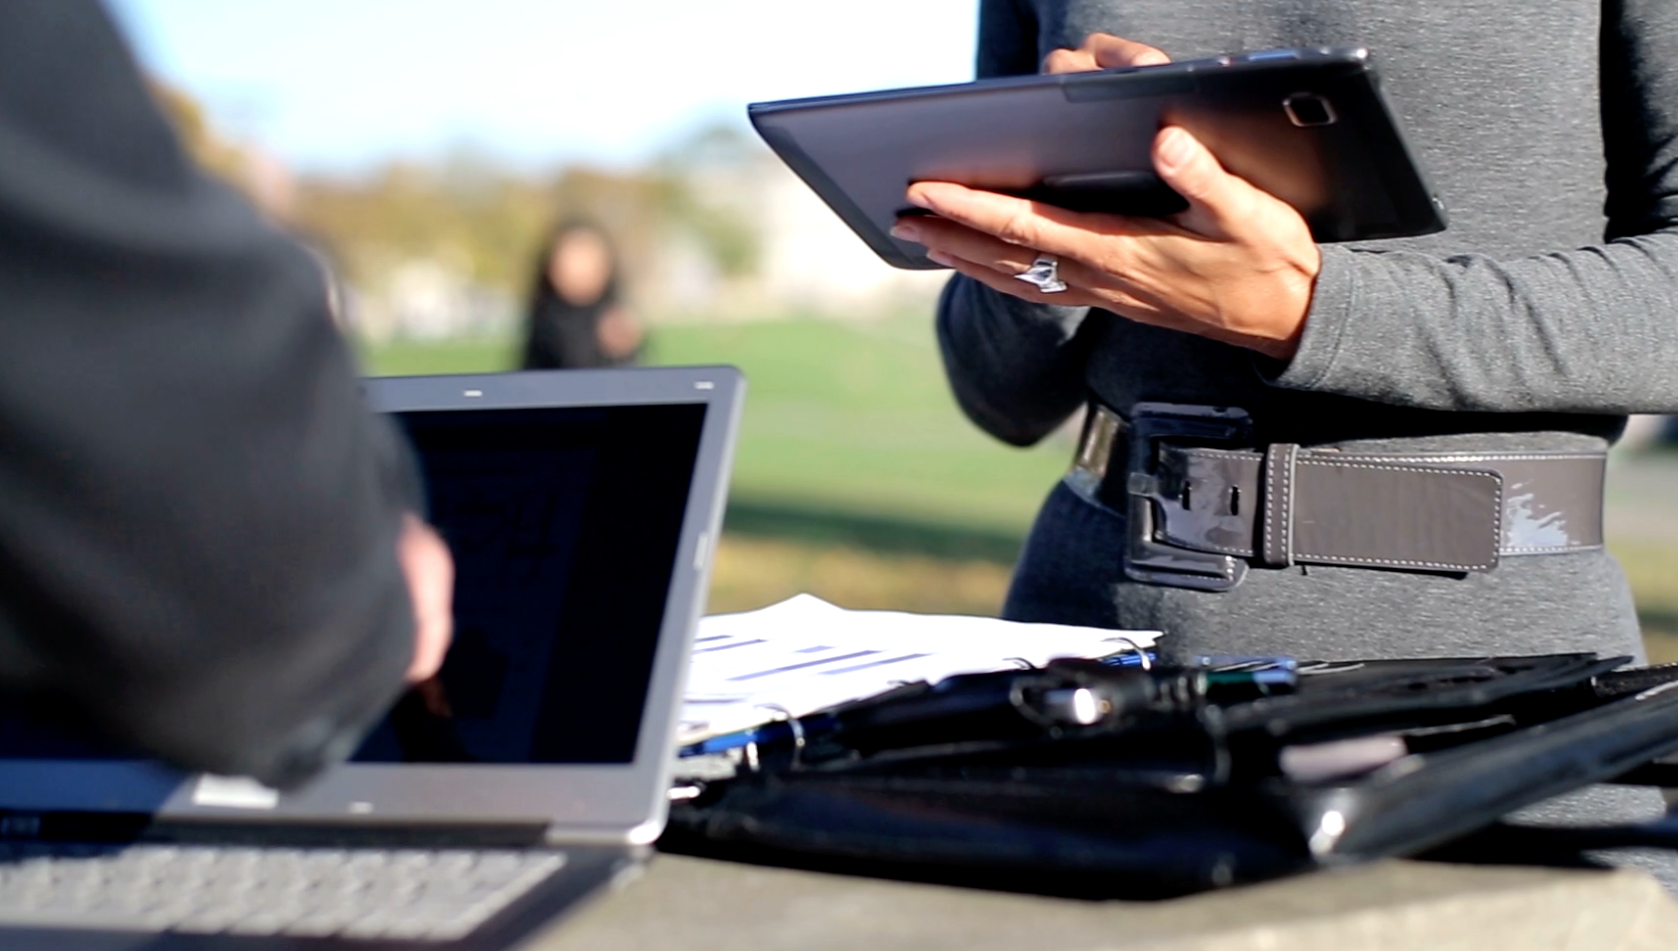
[936,276,1099,446]
[936,0,1102,447]
[976,0,1043,78]
[1268,0,1678,414]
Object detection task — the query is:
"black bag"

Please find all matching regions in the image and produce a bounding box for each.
[662,655,1678,897]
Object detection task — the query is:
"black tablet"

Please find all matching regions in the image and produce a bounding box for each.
[748,47,1446,270]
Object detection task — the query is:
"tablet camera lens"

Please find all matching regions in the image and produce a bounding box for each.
[1283,93,1336,127]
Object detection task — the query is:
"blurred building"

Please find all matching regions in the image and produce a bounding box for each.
[637,129,949,322]
[340,257,516,343]
[161,81,950,338]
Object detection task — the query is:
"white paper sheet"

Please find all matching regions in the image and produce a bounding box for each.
[679,594,1161,743]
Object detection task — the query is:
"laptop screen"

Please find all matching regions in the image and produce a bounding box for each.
[354,402,705,765]
[0,401,707,769]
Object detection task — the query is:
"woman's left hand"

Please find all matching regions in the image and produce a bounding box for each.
[890,126,1320,361]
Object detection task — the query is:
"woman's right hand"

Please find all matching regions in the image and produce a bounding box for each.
[398,514,454,683]
[1041,33,1170,74]
[595,305,643,361]
[892,31,1318,360]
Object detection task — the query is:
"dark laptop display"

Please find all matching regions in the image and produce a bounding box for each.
[357,403,705,766]
[0,402,707,769]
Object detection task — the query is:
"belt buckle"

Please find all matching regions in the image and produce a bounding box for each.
[1123,402,1254,592]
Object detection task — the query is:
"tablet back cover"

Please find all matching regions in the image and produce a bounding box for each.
[749,48,1445,269]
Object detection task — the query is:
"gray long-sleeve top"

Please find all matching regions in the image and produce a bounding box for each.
[940,0,1678,660]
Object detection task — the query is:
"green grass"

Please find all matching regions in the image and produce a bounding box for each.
[360,318,1071,534]
[1611,540,1678,663]
[649,319,1073,531]
[359,326,1678,661]
[361,337,519,377]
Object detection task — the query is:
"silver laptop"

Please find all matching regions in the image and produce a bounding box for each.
[0,366,745,949]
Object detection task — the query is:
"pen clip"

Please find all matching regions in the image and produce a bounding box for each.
[1104,635,1153,671]
[749,704,810,772]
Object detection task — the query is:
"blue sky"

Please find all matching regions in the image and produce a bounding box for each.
[106,0,981,174]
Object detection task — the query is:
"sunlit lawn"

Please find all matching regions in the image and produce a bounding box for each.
[707,536,1012,617]
[364,337,520,377]
[361,317,1071,534]
[360,323,1678,662]
[1612,539,1678,663]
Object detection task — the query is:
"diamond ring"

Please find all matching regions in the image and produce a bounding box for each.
[1014,255,1068,294]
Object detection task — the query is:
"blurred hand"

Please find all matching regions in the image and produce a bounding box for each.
[397,514,453,682]
[891,33,1319,361]
[415,675,453,717]
[1041,32,1170,73]
[595,305,643,360]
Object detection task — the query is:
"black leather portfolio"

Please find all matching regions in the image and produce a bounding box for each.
[663,655,1678,896]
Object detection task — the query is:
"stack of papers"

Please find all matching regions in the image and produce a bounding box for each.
[679,594,1160,744]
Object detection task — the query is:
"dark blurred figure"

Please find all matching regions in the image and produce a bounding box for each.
[0,2,452,789]
[521,220,643,370]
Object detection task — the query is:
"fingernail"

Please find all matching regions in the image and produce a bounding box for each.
[926,249,955,267]
[1157,128,1195,172]
[906,186,935,210]
[890,221,921,242]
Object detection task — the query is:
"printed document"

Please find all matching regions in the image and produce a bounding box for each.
[680,594,1160,743]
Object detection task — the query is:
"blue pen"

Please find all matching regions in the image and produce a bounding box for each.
[683,654,1156,758]
[1099,651,1158,668]
[1193,654,1299,689]
[1193,654,1298,671]
[679,713,839,759]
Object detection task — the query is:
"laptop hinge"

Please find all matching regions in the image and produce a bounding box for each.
[540,822,645,848]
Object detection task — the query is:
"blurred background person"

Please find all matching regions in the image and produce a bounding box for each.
[521,220,643,370]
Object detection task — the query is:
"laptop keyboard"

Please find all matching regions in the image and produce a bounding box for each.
[0,842,567,941]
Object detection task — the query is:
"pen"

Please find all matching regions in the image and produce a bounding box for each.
[1099,651,1158,668]
[680,663,1169,765]
[1193,654,1298,671]
[680,713,838,759]
[1193,654,1299,694]
[681,656,1157,759]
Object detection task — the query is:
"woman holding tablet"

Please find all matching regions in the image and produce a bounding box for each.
[895,4,1678,880]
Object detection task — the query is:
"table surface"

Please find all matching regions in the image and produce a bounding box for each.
[523,853,1678,951]
[496,451,1678,949]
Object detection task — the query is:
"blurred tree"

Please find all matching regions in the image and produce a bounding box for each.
[292,158,550,298]
[651,122,763,279]
[153,86,768,335]
[292,140,763,325]
[149,81,240,180]
[149,81,296,220]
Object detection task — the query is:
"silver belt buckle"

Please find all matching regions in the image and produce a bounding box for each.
[1123,402,1254,592]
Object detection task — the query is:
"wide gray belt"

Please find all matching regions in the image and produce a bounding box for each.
[1069,402,1606,591]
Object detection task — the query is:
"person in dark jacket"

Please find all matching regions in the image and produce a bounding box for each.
[0,2,452,789]
[520,220,643,370]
